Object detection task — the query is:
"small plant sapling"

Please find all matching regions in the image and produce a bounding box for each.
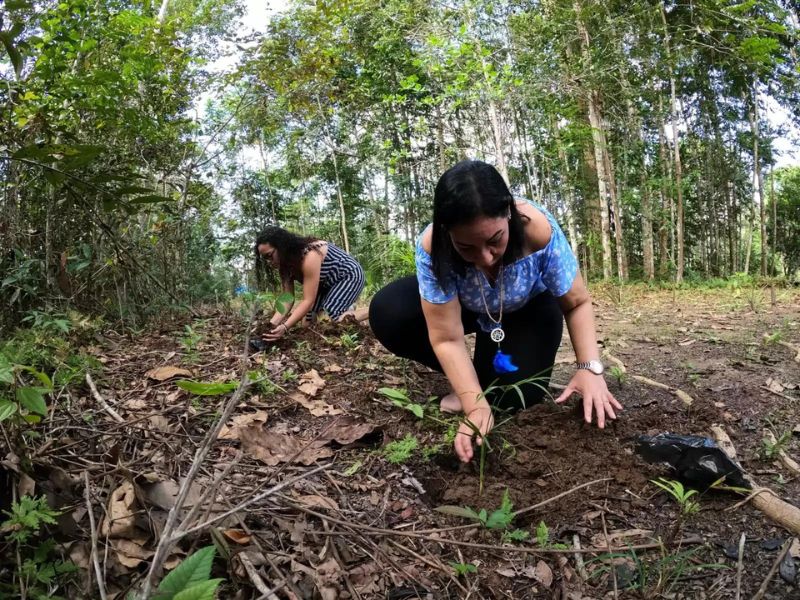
[449,562,478,576]
[378,387,424,419]
[383,434,418,464]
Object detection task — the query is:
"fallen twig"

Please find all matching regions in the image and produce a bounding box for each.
[734,532,745,600]
[239,552,279,600]
[85,374,125,424]
[83,471,107,600]
[752,538,792,600]
[711,425,800,535]
[514,477,611,517]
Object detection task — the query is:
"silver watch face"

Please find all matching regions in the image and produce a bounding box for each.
[582,360,604,375]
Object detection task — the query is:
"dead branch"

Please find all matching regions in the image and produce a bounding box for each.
[513,477,611,517]
[711,426,800,535]
[734,532,746,600]
[83,471,108,600]
[85,374,125,424]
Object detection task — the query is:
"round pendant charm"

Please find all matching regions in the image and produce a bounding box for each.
[490,327,505,343]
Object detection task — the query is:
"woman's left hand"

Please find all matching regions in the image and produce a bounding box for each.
[263,323,288,341]
[555,370,623,428]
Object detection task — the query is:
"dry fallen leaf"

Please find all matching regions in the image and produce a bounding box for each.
[222,529,251,545]
[590,528,653,549]
[318,415,376,445]
[240,426,333,466]
[112,537,153,568]
[145,365,192,381]
[289,392,342,417]
[295,494,340,511]
[766,377,786,394]
[139,479,204,511]
[101,481,138,538]
[298,369,326,396]
[18,473,35,498]
[324,364,343,373]
[532,560,553,588]
[218,410,269,440]
[148,415,171,433]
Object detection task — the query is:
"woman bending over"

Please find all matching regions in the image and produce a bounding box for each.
[369,160,622,462]
[255,226,365,341]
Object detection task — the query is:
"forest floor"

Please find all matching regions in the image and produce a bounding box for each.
[14,284,800,599]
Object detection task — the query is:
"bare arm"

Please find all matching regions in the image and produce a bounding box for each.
[264,252,322,339]
[421,298,494,462]
[555,271,622,427]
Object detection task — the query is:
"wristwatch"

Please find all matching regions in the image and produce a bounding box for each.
[577,359,604,375]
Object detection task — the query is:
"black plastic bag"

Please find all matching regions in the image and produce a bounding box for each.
[635,433,750,490]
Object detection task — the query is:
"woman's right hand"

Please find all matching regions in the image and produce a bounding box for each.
[454,401,494,463]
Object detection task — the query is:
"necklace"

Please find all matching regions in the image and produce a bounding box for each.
[477,267,505,343]
[475,266,518,374]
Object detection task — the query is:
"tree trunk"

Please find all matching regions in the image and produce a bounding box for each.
[660,2,684,282]
[575,0,612,280]
[748,83,767,277]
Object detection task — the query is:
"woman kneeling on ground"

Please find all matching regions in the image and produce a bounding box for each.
[255,226,365,341]
[369,160,622,462]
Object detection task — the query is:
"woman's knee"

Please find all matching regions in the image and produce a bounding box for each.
[369,276,424,349]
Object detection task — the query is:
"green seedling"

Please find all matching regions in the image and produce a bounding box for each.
[339,332,360,350]
[281,368,298,382]
[761,429,792,459]
[383,434,418,463]
[608,365,627,386]
[449,562,478,576]
[436,488,516,531]
[501,528,530,543]
[378,387,424,419]
[535,520,569,549]
[149,545,223,600]
[181,324,202,361]
[651,478,700,517]
[2,495,77,598]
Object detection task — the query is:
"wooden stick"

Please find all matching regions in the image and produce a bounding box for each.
[513,477,611,517]
[734,532,746,600]
[765,431,800,476]
[83,471,108,600]
[239,552,279,600]
[711,426,800,535]
[752,538,792,600]
[85,374,125,424]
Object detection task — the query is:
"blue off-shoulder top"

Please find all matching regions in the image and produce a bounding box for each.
[415,199,578,333]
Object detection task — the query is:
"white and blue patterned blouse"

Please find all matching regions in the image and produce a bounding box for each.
[415,200,578,333]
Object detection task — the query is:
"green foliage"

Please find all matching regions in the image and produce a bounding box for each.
[651,478,700,517]
[382,434,418,464]
[502,529,530,543]
[588,545,728,596]
[339,332,360,351]
[435,488,516,531]
[181,325,203,362]
[449,561,478,576]
[176,380,238,396]
[2,496,60,545]
[154,546,222,600]
[761,430,792,459]
[378,387,424,419]
[0,495,76,598]
[608,365,627,386]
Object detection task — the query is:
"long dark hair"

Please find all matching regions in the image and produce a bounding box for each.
[254,226,320,286]
[430,160,526,285]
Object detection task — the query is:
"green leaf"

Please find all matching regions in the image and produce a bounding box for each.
[434,505,482,520]
[18,366,52,390]
[0,400,17,422]
[0,355,13,384]
[16,387,47,415]
[115,185,159,195]
[377,387,409,402]
[155,546,217,600]
[172,579,223,600]
[175,380,237,396]
[0,33,23,78]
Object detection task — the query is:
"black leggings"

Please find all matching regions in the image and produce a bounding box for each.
[369,276,564,413]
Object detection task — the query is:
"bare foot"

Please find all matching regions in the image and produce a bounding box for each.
[439,392,462,414]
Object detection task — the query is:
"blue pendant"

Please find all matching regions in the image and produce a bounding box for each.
[493,348,518,374]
